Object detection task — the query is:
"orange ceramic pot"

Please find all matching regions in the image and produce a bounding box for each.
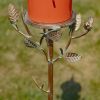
[28,0,72,24]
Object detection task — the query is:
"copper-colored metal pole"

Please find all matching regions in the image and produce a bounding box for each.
[47,39,53,100]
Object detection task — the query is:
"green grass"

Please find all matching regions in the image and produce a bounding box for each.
[0,0,100,100]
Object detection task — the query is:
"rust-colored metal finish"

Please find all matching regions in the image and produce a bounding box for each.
[47,39,53,100]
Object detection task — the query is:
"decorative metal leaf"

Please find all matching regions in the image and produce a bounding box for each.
[84,16,94,31]
[24,38,40,48]
[47,30,62,42]
[8,4,19,23]
[64,52,81,62]
[69,14,81,33]
[75,14,81,31]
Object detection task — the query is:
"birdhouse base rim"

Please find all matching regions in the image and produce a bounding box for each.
[24,11,76,29]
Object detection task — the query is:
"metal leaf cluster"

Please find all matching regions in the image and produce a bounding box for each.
[8,4,19,23]
[64,52,81,62]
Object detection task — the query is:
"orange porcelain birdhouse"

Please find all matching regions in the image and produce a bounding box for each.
[28,0,72,24]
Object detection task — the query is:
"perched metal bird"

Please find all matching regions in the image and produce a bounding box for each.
[8,4,19,23]
[84,16,94,31]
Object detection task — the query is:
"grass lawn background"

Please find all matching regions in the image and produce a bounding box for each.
[0,0,100,100]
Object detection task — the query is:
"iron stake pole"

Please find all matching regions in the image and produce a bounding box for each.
[47,39,53,100]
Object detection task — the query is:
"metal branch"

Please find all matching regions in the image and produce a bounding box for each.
[21,7,32,36]
[65,36,71,50]
[53,56,62,63]
[72,16,93,39]
[21,13,32,36]
[41,48,48,62]
[32,77,49,93]
[65,31,73,51]
[44,28,60,35]
[11,23,31,38]
[72,30,89,39]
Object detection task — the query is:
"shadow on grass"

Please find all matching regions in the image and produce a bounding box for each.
[60,76,82,100]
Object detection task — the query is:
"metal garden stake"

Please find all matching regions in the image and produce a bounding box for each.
[8,1,93,100]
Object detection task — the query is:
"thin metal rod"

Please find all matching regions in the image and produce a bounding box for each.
[65,31,73,51]
[47,39,54,100]
[72,30,89,39]
[11,23,31,38]
[21,13,32,36]
[32,77,49,93]
[53,56,62,63]
[41,48,48,61]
